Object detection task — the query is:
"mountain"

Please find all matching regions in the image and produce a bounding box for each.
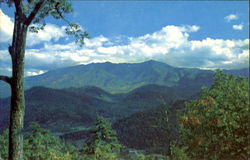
[1,61,248,98]
[24,60,215,92]
[1,61,247,154]
[113,100,186,155]
[0,83,198,133]
[109,84,197,119]
[0,86,113,133]
[222,68,249,77]
[0,60,215,98]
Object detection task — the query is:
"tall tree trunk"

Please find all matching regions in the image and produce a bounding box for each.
[8,11,28,160]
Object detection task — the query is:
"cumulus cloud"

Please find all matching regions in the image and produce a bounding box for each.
[1,24,247,76]
[0,9,248,76]
[0,9,14,42]
[224,14,238,22]
[25,69,46,76]
[0,9,66,46]
[27,24,66,46]
[232,24,243,30]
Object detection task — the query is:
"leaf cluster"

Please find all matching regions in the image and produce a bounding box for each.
[0,123,79,160]
[178,70,249,160]
[0,0,89,46]
[82,116,122,156]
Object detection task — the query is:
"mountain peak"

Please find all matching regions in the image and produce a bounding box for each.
[144,60,158,63]
[142,60,173,67]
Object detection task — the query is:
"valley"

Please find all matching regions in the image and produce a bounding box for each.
[0,60,248,156]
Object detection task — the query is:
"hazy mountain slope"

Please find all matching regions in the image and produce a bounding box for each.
[1,61,248,98]
[113,100,186,154]
[24,60,196,93]
[0,83,197,133]
[0,86,114,133]
[222,68,249,77]
[0,60,215,98]
[109,84,197,119]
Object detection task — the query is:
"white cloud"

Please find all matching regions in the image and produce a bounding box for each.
[25,69,46,76]
[5,24,246,74]
[224,14,238,22]
[232,24,243,30]
[0,18,248,76]
[27,24,66,46]
[85,36,110,48]
[0,9,65,46]
[0,9,14,42]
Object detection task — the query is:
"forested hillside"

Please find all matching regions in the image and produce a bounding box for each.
[0,60,215,98]
[0,61,249,160]
[1,71,248,160]
[0,83,196,133]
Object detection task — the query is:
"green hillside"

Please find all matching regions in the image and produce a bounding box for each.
[1,61,248,98]
[0,84,196,133]
[113,100,185,155]
[0,60,217,98]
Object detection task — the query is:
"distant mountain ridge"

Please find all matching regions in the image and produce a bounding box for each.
[0,61,248,154]
[0,83,199,133]
[24,60,203,92]
[0,60,248,98]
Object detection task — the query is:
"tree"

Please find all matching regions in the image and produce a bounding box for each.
[0,1,88,160]
[82,116,122,160]
[0,122,77,160]
[24,122,77,160]
[178,70,249,160]
[24,122,64,160]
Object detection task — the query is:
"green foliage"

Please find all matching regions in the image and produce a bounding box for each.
[65,23,90,46]
[179,70,249,160]
[113,106,170,154]
[0,129,8,160]
[0,60,219,98]
[24,122,80,160]
[113,100,185,155]
[82,116,122,160]
[0,83,192,134]
[121,152,146,160]
[0,121,172,160]
[24,122,62,160]
[170,142,190,160]
[0,0,88,46]
[0,123,79,160]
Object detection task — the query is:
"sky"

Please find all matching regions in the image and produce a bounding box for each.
[0,1,249,76]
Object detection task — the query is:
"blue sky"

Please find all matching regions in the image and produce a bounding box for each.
[69,1,249,39]
[0,1,249,76]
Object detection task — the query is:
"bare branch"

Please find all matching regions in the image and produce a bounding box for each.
[0,75,12,84]
[25,0,46,25]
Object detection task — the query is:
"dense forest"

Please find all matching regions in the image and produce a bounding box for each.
[0,1,248,160]
[1,70,249,160]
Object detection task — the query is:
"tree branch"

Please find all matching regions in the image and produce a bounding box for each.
[13,0,27,21]
[13,0,21,11]
[55,2,70,25]
[25,0,46,25]
[0,75,12,84]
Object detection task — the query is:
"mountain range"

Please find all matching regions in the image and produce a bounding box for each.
[0,83,196,133]
[0,60,248,153]
[1,60,248,98]
[0,60,214,98]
